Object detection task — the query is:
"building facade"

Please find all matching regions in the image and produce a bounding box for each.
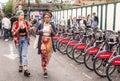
[63,0,116,6]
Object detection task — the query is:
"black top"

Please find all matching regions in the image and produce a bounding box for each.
[10,17,18,27]
[19,28,26,33]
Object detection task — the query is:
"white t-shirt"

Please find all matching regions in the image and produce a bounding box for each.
[43,25,51,36]
[60,18,66,26]
[2,17,11,29]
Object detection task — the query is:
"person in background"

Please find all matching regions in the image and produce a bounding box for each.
[91,12,99,30]
[60,16,66,29]
[36,11,56,78]
[28,17,34,36]
[0,18,2,37]
[10,14,17,26]
[72,17,78,29]
[10,14,17,38]
[32,19,39,29]
[12,10,32,77]
[2,15,11,41]
[38,18,43,24]
[86,14,91,28]
[0,18,2,29]
[67,15,72,29]
[79,16,87,30]
[77,15,81,25]
[31,19,39,37]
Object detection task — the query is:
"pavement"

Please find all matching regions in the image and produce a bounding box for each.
[0,36,108,81]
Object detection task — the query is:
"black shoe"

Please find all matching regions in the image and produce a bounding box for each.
[43,72,48,78]
[19,66,23,72]
[24,70,30,77]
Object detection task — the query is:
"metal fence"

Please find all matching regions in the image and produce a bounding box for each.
[52,1,120,31]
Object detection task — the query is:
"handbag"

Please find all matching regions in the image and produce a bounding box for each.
[34,35,39,49]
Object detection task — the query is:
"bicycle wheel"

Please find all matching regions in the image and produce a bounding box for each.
[58,42,67,54]
[73,48,84,64]
[53,39,57,49]
[93,58,109,77]
[106,64,119,81]
[66,46,74,59]
[56,39,60,50]
[84,53,95,71]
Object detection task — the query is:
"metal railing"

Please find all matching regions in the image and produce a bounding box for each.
[52,1,120,31]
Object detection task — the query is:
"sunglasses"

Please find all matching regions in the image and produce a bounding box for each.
[44,17,50,19]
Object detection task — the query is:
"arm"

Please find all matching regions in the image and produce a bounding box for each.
[50,22,57,34]
[97,16,99,25]
[12,22,20,36]
[9,20,11,29]
[1,19,4,29]
[36,23,43,35]
[84,20,87,27]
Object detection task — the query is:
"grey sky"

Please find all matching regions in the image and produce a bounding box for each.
[0,0,8,3]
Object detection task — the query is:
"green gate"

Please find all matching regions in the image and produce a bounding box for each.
[52,1,120,31]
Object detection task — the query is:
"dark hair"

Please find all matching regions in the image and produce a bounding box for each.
[32,19,37,24]
[87,14,90,21]
[93,12,96,15]
[43,11,52,18]
[12,13,16,16]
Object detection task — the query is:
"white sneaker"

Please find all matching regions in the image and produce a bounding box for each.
[5,39,9,41]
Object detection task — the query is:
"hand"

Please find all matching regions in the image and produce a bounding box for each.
[19,21,24,28]
[38,29,43,33]
[31,27,36,32]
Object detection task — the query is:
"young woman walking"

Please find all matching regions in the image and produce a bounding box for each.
[36,11,56,78]
[12,10,31,77]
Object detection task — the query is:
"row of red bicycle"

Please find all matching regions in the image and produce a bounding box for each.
[53,27,120,81]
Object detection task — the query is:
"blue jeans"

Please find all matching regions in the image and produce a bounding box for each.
[16,36,28,66]
[4,28,9,39]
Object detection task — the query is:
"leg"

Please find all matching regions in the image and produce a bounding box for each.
[21,37,30,76]
[21,37,28,69]
[6,29,9,39]
[46,39,52,64]
[16,45,22,65]
[4,28,6,39]
[41,43,47,72]
[16,43,23,72]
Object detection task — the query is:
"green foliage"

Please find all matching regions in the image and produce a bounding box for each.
[61,3,72,10]
[2,0,12,17]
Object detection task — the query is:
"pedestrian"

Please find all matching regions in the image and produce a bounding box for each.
[91,12,99,31]
[12,10,31,77]
[10,13,17,38]
[86,14,91,28]
[36,11,56,78]
[59,16,66,28]
[79,16,87,30]
[31,19,39,37]
[72,17,78,29]
[2,15,11,41]
[67,15,72,29]
[0,18,2,37]
[77,15,81,25]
